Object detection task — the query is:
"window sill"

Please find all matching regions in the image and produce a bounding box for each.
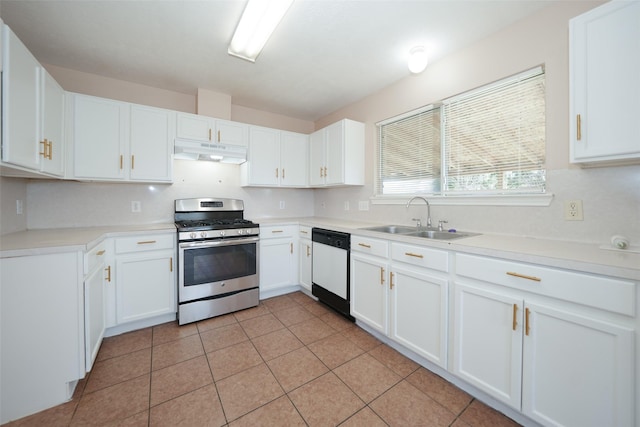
[370,193,554,207]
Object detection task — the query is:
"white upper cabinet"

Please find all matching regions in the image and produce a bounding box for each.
[309,119,365,187]
[570,1,640,165]
[1,25,65,177]
[130,104,174,182]
[72,94,129,180]
[240,126,308,187]
[176,112,248,147]
[71,93,174,182]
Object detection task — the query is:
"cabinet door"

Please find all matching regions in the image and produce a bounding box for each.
[116,251,175,324]
[1,25,40,170]
[259,238,295,293]
[176,112,212,142]
[452,283,523,409]
[84,263,106,372]
[309,129,325,186]
[570,1,640,163]
[324,120,345,185]
[351,253,388,334]
[390,265,448,368]
[129,105,173,182]
[40,70,65,176]
[280,131,308,187]
[522,302,634,427]
[299,237,312,292]
[247,126,280,185]
[216,119,248,146]
[73,95,128,180]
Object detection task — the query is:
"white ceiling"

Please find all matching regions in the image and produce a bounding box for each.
[0,0,554,121]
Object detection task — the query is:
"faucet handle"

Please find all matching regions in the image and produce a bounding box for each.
[411,218,422,228]
[438,220,448,232]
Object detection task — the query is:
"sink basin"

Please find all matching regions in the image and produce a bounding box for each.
[405,230,477,240]
[360,224,479,240]
[360,225,417,234]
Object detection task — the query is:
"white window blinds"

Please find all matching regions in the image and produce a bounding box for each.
[376,66,546,197]
[378,106,441,194]
[443,67,546,193]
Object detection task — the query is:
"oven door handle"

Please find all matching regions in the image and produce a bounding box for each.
[179,236,259,249]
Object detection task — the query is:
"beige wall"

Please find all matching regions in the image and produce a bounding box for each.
[316,0,604,171]
[311,0,640,245]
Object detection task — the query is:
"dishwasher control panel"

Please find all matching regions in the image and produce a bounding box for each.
[311,228,350,249]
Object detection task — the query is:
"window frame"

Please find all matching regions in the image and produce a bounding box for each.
[373,66,552,207]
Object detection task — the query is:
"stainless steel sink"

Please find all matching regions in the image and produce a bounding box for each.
[360,225,478,240]
[405,230,477,240]
[360,225,417,234]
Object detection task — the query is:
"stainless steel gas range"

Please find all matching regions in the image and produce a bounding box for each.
[175,198,259,325]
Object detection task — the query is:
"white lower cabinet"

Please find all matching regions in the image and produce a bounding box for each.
[113,234,176,325]
[84,240,112,372]
[350,235,449,369]
[259,225,298,298]
[453,253,635,427]
[1,251,84,424]
[298,226,312,292]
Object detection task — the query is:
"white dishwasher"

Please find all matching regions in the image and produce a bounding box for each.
[311,228,353,320]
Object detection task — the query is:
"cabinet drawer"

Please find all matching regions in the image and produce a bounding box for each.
[391,242,448,272]
[299,226,312,239]
[456,253,636,316]
[351,235,389,258]
[115,234,175,254]
[260,225,296,239]
[85,241,108,273]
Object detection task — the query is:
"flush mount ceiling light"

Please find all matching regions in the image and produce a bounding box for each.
[228,0,294,62]
[408,45,428,74]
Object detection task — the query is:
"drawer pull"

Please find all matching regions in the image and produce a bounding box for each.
[358,243,371,248]
[271,230,284,233]
[576,114,582,141]
[525,307,531,336]
[96,250,106,256]
[506,271,541,282]
[380,267,385,285]
[300,230,308,234]
[390,271,395,289]
[512,304,518,331]
[137,240,157,245]
[105,265,111,282]
[405,252,424,259]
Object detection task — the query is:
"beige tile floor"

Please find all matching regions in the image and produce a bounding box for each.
[4,292,522,426]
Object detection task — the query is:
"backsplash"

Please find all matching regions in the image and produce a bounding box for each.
[24,160,314,228]
[313,165,640,246]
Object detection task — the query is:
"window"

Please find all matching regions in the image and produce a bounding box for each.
[377,67,545,197]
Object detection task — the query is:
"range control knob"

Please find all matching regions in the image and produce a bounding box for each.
[200,231,207,238]
[189,232,197,239]
[220,230,226,237]
[237,229,245,235]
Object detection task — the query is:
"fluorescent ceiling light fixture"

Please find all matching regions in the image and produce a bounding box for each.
[228,0,294,62]
[408,46,428,74]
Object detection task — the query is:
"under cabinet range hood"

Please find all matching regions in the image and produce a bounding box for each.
[174,138,247,164]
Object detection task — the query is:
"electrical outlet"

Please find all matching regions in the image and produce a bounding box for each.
[16,200,23,215]
[321,201,326,209]
[344,201,350,211]
[358,201,369,211]
[564,200,583,221]
[279,201,285,209]
[131,201,141,213]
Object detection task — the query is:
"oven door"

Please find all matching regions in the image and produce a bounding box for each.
[178,236,259,303]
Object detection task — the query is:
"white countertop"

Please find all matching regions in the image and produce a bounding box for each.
[260,216,640,280]
[1,218,638,280]
[0,223,176,258]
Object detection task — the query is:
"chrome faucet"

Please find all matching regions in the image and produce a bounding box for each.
[406,196,432,228]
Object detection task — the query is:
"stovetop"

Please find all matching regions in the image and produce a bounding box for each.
[175,218,257,232]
